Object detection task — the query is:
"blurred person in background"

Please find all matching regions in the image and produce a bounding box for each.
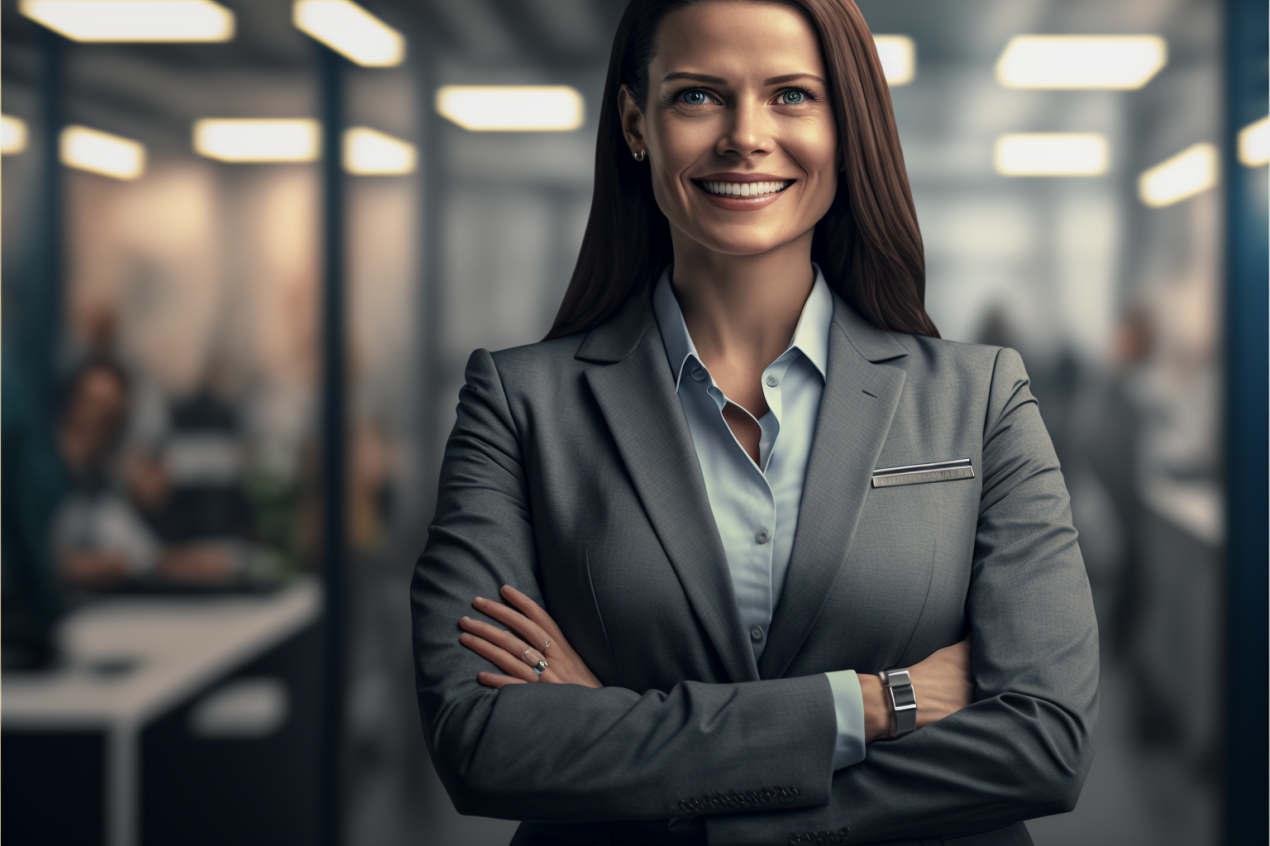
[412,1,1097,845]
[51,356,248,590]
[53,357,159,588]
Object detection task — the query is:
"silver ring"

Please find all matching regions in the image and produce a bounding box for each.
[543,639,553,650]
[533,660,548,675]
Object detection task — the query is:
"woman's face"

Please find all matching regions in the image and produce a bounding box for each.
[620,1,839,259]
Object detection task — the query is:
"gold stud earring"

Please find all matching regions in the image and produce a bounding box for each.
[633,149,646,162]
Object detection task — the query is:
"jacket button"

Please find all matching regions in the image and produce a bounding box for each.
[750,625,764,642]
[755,529,770,544]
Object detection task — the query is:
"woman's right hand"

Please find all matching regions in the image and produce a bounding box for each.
[861,636,973,742]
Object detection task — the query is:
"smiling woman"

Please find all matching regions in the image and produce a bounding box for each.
[619,3,840,265]
[547,0,935,342]
[410,2,1098,845]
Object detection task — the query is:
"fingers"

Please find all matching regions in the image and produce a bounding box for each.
[473,596,554,653]
[478,672,528,689]
[459,619,539,683]
[499,585,565,640]
[460,630,538,683]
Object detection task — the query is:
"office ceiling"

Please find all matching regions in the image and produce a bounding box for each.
[0,0,1217,156]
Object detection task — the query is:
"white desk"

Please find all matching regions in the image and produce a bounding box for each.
[3,578,322,846]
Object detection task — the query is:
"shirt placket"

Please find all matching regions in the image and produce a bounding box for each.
[692,356,783,659]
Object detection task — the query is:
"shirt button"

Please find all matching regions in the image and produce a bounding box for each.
[691,367,707,381]
[755,529,770,544]
[750,625,764,642]
[765,374,779,387]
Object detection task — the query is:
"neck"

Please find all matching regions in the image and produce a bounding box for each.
[669,230,816,370]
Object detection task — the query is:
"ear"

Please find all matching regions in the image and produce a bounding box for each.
[618,84,647,157]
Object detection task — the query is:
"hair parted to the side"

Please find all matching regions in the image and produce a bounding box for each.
[545,0,939,341]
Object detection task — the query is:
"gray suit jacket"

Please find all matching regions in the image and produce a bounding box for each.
[410,283,1098,846]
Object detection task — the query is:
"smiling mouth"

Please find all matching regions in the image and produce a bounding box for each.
[694,179,794,198]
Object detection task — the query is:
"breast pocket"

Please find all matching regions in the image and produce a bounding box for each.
[872,458,975,489]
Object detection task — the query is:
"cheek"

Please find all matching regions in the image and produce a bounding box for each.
[648,128,705,219]
[786,116,838,169]
[789,134,839,203]
[650,116,718,176]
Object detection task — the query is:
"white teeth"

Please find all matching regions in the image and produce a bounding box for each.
[702,180,790,197]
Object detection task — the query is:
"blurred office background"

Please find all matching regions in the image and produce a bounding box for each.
[1,1,1264,845]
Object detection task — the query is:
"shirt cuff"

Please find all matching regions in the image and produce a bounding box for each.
[825,670,867,770]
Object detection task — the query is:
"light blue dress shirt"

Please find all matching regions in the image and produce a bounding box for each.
[652,264,866,771]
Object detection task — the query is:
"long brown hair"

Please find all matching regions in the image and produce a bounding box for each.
[545,0,938,341]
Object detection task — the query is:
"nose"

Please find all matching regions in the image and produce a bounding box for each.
[717,98,774,159]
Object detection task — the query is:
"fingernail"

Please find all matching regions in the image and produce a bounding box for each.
[473,597,486,604]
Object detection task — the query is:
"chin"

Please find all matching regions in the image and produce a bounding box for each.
[692,226,803,258]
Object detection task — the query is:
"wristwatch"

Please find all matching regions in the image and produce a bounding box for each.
[877,668,918,737]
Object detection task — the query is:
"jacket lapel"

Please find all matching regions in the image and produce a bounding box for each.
[579,287,759,684]
[758,292,910,679]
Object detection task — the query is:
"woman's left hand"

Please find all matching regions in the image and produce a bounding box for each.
[459,584,603,689]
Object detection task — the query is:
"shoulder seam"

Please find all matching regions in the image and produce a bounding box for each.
[480,348,526,452]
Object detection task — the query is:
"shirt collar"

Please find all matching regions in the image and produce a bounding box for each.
[652,263,833,390]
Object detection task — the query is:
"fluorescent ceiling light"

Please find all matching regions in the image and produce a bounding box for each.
[1238,116,1269,167]
[61,125,146,179]
[994,133,1109,176]
[19,0,233,42]
[2,115,28,155]
[436,86,584,132]
[1139,143,1218,207]
[194,119,320,162]
[996,36,1167,89]
[344,127,415,175]
[293,0,404,67]
[873,36,915,86]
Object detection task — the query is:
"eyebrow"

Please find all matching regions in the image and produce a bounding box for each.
[662,71,826,86]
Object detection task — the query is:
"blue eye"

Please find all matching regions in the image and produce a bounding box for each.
[780,90,807,105]
[681,90,708,105]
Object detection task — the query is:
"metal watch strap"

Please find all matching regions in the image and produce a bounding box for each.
[877,668,917,737]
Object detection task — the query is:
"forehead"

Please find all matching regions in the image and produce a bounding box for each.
[652,2,826,80]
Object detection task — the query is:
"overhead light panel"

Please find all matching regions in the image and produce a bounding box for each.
[293,0,404,67]
[436,86,584,132]
[1139,143,1217,207]
[994,133,1109,176]
[1238,116,1269,167]
[997,36,1167,89]
[194,119,320,162]
[2,115,28,155]
[344,127,415,175]
[61,125,146,179]
[873,36,915,86]
[19,0,234,42]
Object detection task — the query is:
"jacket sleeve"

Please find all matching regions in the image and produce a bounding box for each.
[705,347,1100,845]
[411,348,842,823]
